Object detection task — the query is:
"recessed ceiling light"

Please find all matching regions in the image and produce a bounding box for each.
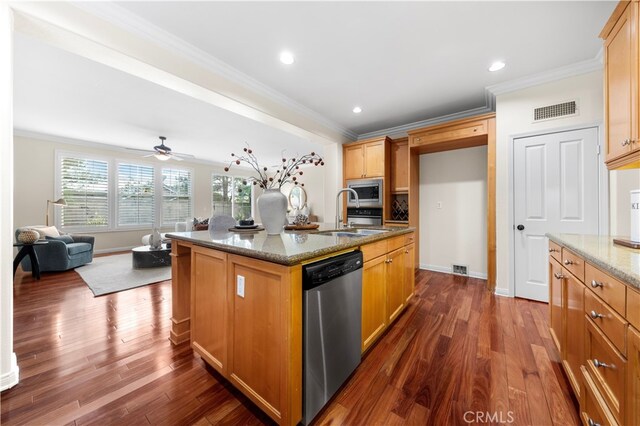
[489,61,506,72]
[279,51,295,65]
[353,106,362,114]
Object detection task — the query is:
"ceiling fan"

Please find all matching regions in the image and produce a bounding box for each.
[128,136,195,162]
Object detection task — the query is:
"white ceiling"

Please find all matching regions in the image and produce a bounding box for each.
[14,1,616,163]
[13,33,323,166]
[116,1,616,134]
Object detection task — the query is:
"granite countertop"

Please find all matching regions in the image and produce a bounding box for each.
[546,233,640,289]
[167,223,414,266]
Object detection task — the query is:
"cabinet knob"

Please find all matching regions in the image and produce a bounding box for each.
[548,248,558,253]
[563,259,576,265]
[622,139,631,146]
[588,419,601,426]
[553,272,565,280]
[590,310,604,319]
[591,280,603,288]
[593,359,611,369]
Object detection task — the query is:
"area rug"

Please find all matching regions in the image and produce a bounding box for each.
[76,253,171,296]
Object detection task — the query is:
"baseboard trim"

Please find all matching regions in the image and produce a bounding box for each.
[494,288,512,298]
[419,264,488,280]
[94,246,136,255]
[0,352,19,391]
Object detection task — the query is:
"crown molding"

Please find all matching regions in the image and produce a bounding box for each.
[13,129,233,169]
[486,56,603,97]
[70,2,357,142]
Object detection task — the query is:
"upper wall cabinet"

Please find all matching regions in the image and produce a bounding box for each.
[602,1,640,169]
[343,137,390,180]
[390,138,408,193]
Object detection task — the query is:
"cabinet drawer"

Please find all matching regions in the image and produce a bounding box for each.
[410,120,487,146]
[585,289,627,355]
[562,248,584,282]
[548,240,562,263]
[581,366,620,426]
[361,239,388,262]
[586,263,626,317]
[387,235,405,252]
[585,318,626,424]
[404,232,415,246]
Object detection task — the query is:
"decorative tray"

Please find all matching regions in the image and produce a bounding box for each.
[284,223,320,230]
[228,226,265,233]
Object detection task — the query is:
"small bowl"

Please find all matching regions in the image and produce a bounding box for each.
[238,219,254,226]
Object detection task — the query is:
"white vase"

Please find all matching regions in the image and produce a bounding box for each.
[149,227,162,249]
[631,189,640,243]
[258,189,287,235]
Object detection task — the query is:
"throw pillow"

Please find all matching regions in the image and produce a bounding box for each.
[36,226,61,238]
[46,235,74,244]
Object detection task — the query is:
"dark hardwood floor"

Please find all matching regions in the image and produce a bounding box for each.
[2,266,579,425]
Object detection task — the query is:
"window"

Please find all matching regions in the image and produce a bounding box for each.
[162,168,192,225]
[59,155,109,229]
[212,174,253,220]
[117,163,154,227]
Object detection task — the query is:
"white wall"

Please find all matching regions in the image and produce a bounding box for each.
[495,70,604,295]
[610,169,640,236]
[419,146,488,278]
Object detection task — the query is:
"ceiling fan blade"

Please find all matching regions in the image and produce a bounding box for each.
[172,155,184,161]
[142,153,156,158]
[172,152,195,159]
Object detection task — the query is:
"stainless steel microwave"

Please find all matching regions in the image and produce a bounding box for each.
[346,178,383,207]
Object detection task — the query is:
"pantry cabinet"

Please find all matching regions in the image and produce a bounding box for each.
[601,1,640,169]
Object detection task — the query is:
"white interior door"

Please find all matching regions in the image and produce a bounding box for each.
[514,128,600,301]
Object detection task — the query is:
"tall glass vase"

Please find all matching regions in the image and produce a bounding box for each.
[258,189,287,235]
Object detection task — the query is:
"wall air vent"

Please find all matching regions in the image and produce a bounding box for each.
[452,264,468,276]
[533,100,578,122]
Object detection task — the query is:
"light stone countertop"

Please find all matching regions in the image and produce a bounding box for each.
[546,233,640,289]
[167,223,414,266]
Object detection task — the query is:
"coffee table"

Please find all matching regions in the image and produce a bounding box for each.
[132,244,171,269]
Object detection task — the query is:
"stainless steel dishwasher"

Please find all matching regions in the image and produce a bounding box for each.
[302,250,363,425]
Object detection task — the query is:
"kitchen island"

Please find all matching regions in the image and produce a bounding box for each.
[166,224,415,426]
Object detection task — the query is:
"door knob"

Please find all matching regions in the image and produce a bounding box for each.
[517,224,525,231]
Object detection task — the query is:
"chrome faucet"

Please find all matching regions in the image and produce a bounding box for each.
[336,188,359,228]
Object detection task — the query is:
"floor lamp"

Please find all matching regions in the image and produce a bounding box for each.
[46,198,66,226]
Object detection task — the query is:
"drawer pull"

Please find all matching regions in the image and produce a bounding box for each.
[593,359,612,369]
[591,280,603,288]
[590,310,604,319]
[563,259,577,265]
[553,272,565,280]
[588,419,601,426]
[548,248,559,253]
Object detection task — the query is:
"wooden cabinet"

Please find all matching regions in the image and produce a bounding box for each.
[627,325,640,425]
[190,246,228,374]
[390,139,408,192]
[549,257,564,354]
[360,233,415,353]
[386,247,406,323]
[403,243,415,303]
[362,255,387,352]
[601,1,640,169]
[342,137,389,180]
[549,238,639,426]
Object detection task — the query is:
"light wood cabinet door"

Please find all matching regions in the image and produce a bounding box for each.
[391,141,408,192]
[386,248,405,323]
[564,272,584,400]
[403,243,415,304]
[549,257,564,355]
[627,326,640,426]
[364,141,385,178]
[361,255,387,353]
[191,247,228,374]
[344,145,365,180]
[604,2,635,162]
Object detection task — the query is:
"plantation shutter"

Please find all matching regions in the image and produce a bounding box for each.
[162,168,192,224]
[117,163,155,227]
[59,156,109,228]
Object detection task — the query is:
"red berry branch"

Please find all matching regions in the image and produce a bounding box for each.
[224,145,324,189]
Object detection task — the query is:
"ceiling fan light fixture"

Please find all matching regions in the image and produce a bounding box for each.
[154,153,171,161]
